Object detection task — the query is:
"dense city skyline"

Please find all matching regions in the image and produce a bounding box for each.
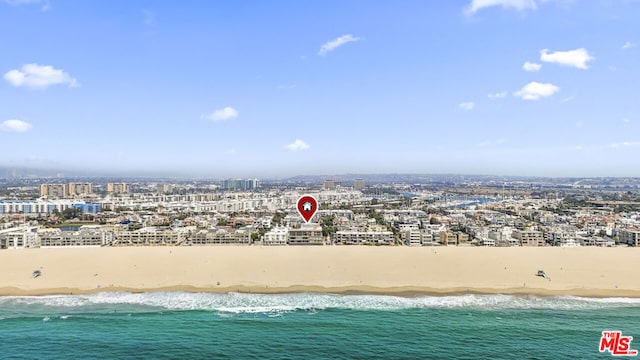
[1,1,639,177]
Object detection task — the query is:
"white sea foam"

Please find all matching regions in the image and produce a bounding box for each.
[1,292,640,314]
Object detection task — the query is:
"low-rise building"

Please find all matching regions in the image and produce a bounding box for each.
[512,229,544,246]
[0,227,38,249]
[39,228,104,247]
[289,224,323,245]
[263,227,289,245]
[114,228,183,246]
[439,232,458,246]
[190,228,251,245]
[618,229,640,246]
[334,230,394,245]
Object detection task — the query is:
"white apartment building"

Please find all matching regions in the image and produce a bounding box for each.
[334,230,394,245]
[0,200,76,216]
[0,227,38,249]
[263,227,289,245]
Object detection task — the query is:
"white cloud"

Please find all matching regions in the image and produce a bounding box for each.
[488,91,507,99]
[465,0,537,14]
[559,96,575,103]
[622,41,636,49]
[540,48,594,69]
[514,81,559,100]
[205,107,238,122]
[4,64,78,89]
[285,139,310,151]
[523,61,542,72]
[3,0,49,11]
[459,102,475,111]
[318,34,360,56]
[0,119,32,132]
[610,141,640,148]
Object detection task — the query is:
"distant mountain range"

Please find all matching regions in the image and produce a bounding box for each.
[0,166,70,179]
[0,166,638,185]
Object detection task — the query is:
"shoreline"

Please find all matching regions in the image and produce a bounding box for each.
[3,286,640,298]
[1,246,639,297]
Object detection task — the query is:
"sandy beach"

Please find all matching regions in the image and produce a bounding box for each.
[0,246,639,297]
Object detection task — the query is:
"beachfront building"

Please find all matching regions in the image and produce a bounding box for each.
[456,232,470,245]
[113,228,183,246]
[263,227,289,245]
[480,237,496,246]
[334,230,394,245]
[405,229,423,246]
[189,228,252,245]
[439,232,458,246]
[618,229,640,247]
[580,236,615,247]
[512,229,545,246]
[0,227,38,249]
[399,227,435,246]
[38,228,105,247]
[579,236,615,247]
[288,224,323,245]
[420,230,436,245]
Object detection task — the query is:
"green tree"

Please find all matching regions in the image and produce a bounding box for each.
[61,207,82,220]
[367,210,385,225]
[272,211,286,226]
[320,215,337,237]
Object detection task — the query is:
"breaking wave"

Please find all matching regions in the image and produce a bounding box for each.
[1,292,640,314]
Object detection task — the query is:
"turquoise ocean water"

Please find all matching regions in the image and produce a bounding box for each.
[1,292,639,359]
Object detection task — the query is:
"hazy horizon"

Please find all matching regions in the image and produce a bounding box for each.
[1,1,638,177]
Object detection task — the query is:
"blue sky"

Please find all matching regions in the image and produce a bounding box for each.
[1,0,638,178]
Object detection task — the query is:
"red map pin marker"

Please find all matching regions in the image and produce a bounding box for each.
[297,195,318,223]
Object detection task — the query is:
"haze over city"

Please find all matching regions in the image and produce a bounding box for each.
[1,0,638,178]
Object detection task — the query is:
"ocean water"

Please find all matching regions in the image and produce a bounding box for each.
[1,292,639,359]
